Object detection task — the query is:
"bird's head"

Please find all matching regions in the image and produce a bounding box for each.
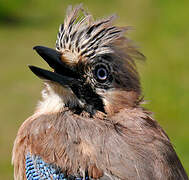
[30,5,144,116]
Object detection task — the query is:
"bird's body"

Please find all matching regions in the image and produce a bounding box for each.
[12,5,188,180]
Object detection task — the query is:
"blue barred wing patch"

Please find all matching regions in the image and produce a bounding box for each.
[25,154,85,180]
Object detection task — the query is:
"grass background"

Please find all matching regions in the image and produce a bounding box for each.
[0,0,189,179]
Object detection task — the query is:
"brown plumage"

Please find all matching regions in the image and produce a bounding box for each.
[12,4,188,180]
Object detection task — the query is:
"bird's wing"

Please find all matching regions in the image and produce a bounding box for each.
[25,153,67,179]
[25,154,113,180]
[25,153,85,180]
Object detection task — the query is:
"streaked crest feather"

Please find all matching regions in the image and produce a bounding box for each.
[56,4,136,63]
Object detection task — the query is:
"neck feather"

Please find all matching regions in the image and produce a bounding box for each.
[35,82,80,114]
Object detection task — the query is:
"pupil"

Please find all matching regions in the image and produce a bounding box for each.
[99,69,105,77]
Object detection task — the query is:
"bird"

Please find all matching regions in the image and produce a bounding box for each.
[12,4,188,180]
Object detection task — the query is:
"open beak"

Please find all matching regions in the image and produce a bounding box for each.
[29,46,79,87]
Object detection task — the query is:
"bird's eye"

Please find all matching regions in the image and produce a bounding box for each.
[93,64,109,83]
[96,67,108,80]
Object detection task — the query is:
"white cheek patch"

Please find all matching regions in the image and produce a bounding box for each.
[36,82,80,114]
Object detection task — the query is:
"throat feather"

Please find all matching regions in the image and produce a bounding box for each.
[36,83,80,114]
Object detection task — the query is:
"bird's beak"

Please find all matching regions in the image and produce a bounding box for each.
[29,46,79,87]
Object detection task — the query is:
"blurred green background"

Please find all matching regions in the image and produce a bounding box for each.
[0,0,188,179]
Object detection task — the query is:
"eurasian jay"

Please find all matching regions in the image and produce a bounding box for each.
[12,5,188,180]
